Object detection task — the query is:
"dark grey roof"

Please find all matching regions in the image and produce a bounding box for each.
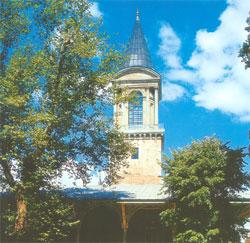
[63,184,168,201]
[124,10,152,69]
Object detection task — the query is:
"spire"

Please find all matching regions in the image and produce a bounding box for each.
[124,10,152,69]
[136,9,140,21]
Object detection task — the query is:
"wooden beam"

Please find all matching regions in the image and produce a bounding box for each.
[121,203,128,243]
[121,203,128,230]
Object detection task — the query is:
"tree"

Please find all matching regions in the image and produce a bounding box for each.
[239,11,250,68]
[0,0,130,240]
[161,137,250,243]
[3,192,79,242]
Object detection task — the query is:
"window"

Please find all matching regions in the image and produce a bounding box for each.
[131,147,139,159]
[129,91,143,127]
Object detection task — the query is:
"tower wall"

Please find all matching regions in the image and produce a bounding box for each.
[120,136,163,184]
[114,68,164,185]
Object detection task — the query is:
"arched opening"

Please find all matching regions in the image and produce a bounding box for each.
[80,206,122,242]
[127,209,172,243]
[128,91,143,128]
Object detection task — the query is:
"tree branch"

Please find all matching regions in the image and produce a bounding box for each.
[0,159,16,188]
[0,37,11,75]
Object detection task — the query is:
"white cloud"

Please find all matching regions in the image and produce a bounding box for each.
[158,0,250,122]
[167,68,196,84]
[158,23,188,100]
[158,24,182,69]
[162,81,186,101]
[89,2,103,18]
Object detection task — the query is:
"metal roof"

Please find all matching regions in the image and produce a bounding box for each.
[64,184,168,202]
[124,10,152,69]
[63,185,250,203]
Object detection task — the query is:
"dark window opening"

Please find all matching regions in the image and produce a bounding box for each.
[131,147,139,159]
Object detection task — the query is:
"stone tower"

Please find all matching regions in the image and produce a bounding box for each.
[114,10,164,184]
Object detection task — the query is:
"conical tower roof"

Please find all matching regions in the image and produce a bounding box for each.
[124,10,152,68]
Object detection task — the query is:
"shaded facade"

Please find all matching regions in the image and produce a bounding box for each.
[66,184,172,242]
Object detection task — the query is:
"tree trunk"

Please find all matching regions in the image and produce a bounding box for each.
[15,187,27,231]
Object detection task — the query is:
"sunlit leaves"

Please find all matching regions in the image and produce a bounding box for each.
[1,0,129,241]
[161,137,250,242]
[239,13,250,69]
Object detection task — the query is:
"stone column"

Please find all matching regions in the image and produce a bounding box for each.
[154,88,158,126]
[122,103,126,128]
[123,229,128,243]
[146,89,150,126]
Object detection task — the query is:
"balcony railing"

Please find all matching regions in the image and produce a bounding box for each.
[119,123,165,133]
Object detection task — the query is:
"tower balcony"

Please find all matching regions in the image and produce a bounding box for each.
[119,123,165,135]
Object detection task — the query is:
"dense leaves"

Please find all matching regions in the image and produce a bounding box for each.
[0,0,130,241]
[239,12,250,68]
[3,192,79,242]
[161,137,250,243]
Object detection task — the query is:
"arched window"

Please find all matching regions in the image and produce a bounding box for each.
[129,91,143,127]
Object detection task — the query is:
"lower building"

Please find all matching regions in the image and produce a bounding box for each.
[65,184,172,242]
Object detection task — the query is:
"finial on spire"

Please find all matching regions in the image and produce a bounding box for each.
[136,9,140,21]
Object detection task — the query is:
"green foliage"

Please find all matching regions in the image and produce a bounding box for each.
[0,0,130,240]
[3,192,79,242]
[239,12,250,68]
[161,137,250,243]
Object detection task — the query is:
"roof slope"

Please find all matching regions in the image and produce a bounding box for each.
[64,184,168,202]
[124,10,152,69]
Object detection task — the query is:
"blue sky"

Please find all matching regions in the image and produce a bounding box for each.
[90,0,250,171]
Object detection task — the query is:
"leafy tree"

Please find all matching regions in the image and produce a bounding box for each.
[3,192,79,242]
[161,137,250,243]
[0,0,130,240]
[239,11,250,68]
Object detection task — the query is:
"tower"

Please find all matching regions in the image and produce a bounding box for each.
[114,10,164,184]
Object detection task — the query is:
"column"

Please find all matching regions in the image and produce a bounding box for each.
[122,103,126,128]
[123,229,128,243]
[154,88,158,125]
[146,89,150,126]
[121,203,128,243]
